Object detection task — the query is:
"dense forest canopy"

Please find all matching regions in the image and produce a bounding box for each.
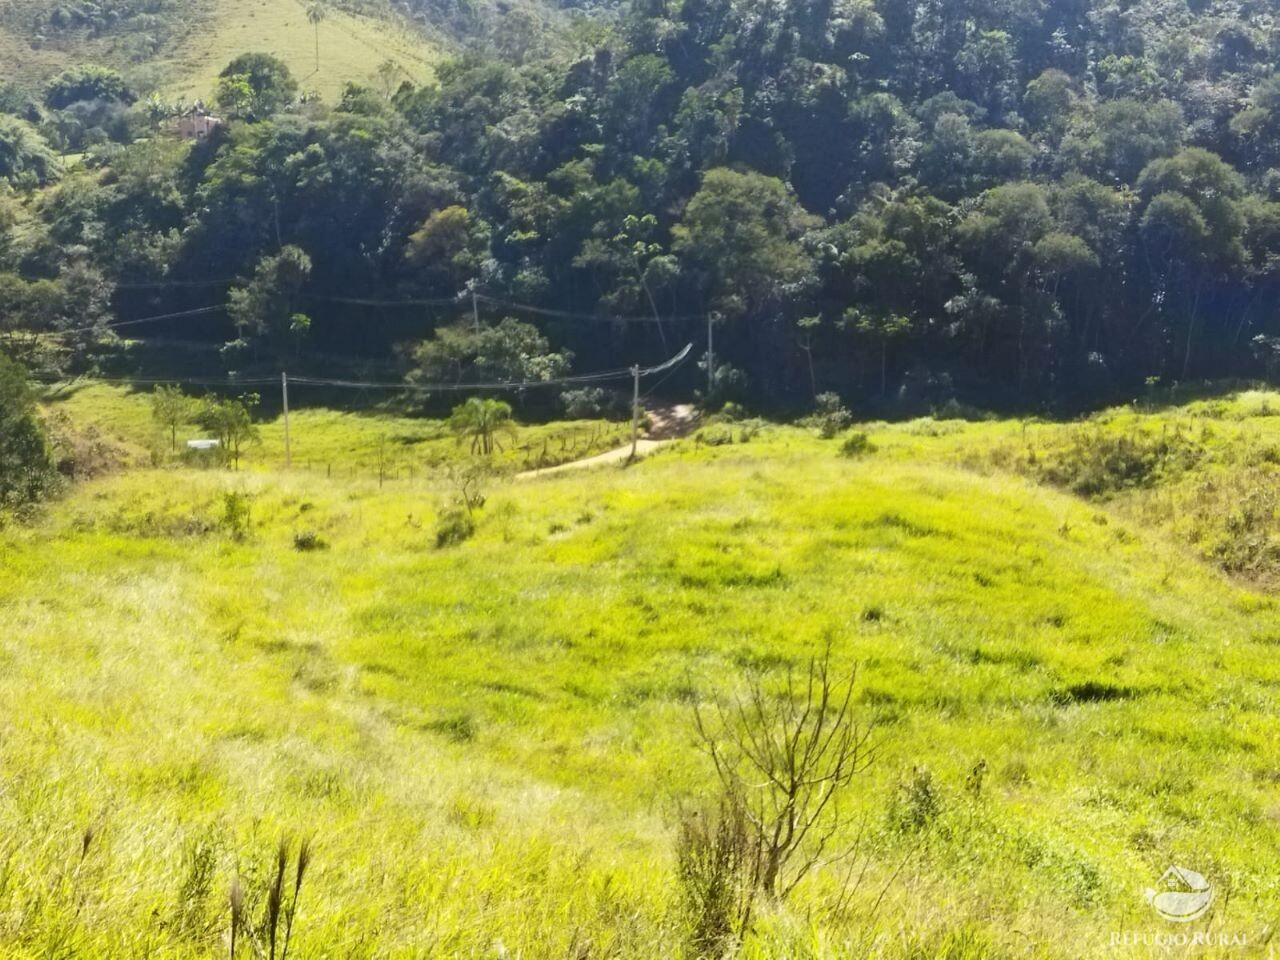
[3,0,1280,414]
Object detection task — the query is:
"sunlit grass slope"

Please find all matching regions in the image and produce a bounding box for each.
[0,0,439,102]
[161,0,440,104]
[3,386,1280,956]
[45,381,633,473]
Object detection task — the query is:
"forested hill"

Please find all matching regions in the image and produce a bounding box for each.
[0,0,586,96]
[3,0,1280,414]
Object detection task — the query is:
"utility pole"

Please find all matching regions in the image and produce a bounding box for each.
[281,371,292,469]
[630,364,641,460]
[472,287,480,333]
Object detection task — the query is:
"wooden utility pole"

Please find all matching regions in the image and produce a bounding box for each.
[630,364,641,460]
[282,371,292,469]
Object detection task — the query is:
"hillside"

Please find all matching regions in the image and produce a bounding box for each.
[0,0,443,101]
[6,0,1280,419]
[2,383,1278,956]
[162,0,441,104]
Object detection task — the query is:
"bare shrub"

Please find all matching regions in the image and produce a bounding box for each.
[43,410,125,480]
[692,642,876,903]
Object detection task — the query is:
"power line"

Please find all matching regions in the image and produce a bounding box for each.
[306,291,699,325]
[115,279,237,290]
[38,305,227,340]
[33,374,277,388]
[303,294,462,307]
[31,344,694,396]
[105,306,226,331]
[289,371,624,392]
[475,295,701,325]
[109,284,693,325]
[31,290,694,343]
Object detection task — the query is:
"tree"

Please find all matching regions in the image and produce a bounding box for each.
[45,66,134,110]
[0,354,56,511]
[307,4,327,74]
[673,169,817,319]
[375,60,407,99]
[409,319,571,387]
[1136,149,1245,259]
[1023,69,1076,142]
[1032,232,1098,290]
[226,246,313,364]
[918,110,976,198]
[448,397,517,455]
[605,54,675,153]
[1233,74,1280,168]
[1060,99,1185,184]
[0,117,60,187]
[151,385,197,454]
[216,54,298,120]
[1136,149,1246,379]
[845,309,913,398]
[958,183,1054,278]
[405,206,487,289]
[196,395,260,470]
[972,129,1035,188]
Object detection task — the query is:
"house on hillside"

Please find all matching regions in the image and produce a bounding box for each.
[173,104,222,140]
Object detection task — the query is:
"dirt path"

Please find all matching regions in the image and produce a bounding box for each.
[515,404,698,480]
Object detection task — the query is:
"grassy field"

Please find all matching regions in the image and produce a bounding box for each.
[161,0,440,104]
[3,384,1280,956]
[0,0,440,103]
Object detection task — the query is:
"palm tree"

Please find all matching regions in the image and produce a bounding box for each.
[306,3,326,74]
[449,398,517,456]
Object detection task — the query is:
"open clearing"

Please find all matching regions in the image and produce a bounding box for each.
[161,0,440,104]
[0,0,440,102]
[2,385,1279,957]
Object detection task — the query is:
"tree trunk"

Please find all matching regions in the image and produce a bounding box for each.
[1181,275,1204,381]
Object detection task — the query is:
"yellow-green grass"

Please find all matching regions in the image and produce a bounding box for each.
[0,0,440,103]
[0,25,98,91]
[42,381,633,474]
[160,0,441,105]
[4,386,1280,956]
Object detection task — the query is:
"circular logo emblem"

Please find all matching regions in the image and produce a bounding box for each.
[1145,865,1214,923]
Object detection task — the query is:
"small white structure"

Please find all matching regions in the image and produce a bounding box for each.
[187,439,221,452]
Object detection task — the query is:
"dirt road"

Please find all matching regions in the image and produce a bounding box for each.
[515,404,698,480]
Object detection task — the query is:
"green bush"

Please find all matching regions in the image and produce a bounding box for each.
[434,506,476,548]
[890,766,941,833]
[1024,427,1201,496]
[839,431,876,458]
[806,392,853,439]
[0,354,57,513]
[220,491,253,541]
[675,801,752,958]
[560,387,627,420]
[293,530,329,552]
